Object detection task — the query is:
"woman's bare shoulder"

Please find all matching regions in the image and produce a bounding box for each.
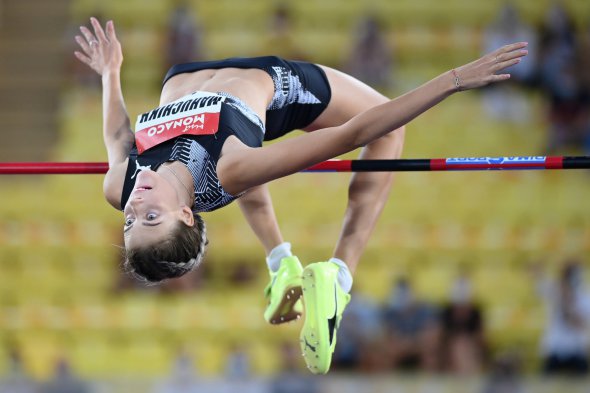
[103,159,128,210]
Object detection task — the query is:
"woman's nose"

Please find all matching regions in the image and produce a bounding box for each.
[129,196,143,207]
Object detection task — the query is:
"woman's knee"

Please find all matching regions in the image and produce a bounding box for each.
[347,169,395,204]
[380,125,406,146]
[364,125,406,158]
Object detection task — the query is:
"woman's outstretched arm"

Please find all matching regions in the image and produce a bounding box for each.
[74,18,134,168]
[218,42,528,195]
[75,18,133,208]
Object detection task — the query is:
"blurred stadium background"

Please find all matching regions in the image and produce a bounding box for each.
[0,0,589,392]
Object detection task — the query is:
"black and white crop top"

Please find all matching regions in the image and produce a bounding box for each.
[121,57,332,213]
[120,92,264,213]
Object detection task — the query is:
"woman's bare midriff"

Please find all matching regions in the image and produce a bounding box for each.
[160,68,275,121]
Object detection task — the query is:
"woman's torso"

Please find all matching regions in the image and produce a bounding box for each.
[109,57,332,212]
[160,67,275,122]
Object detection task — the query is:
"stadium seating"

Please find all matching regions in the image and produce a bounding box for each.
[0,0,588,380]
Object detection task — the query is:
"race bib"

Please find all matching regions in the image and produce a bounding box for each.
[134,92,226,154]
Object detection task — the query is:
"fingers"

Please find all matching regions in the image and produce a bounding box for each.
[78,17,110,50]
[504,57,523,68]
[90,17,108,43]
[488,42,527,63]
[497,42,528,55]
[489,74,511,83]
[74,51,92,66]
[493,49,527,75]
[492,58,522,74]
[486,42,528,75]
[496,48,528,63]
[79,25,96,46]
[106,20,118,42]
[74,35,91,54]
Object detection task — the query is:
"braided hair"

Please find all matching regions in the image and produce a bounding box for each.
[124,213,208,283]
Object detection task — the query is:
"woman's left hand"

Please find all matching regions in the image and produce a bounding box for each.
[74,17,123,76]
[452,42,529,91]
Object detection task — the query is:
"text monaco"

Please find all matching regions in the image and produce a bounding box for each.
[138,96,224,124]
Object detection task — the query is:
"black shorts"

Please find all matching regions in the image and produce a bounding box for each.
[164,56,332,141]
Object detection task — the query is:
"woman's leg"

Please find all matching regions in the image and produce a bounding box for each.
[306,66,406,273]
[238,185,284,255]
[300,66,405,374]
[239,185,304,324]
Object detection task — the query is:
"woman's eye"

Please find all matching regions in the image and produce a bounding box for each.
[125,218,134,226]
[147,213,157,221]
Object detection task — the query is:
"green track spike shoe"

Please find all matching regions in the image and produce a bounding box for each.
[299,261,351,374]
[264,256,303,324]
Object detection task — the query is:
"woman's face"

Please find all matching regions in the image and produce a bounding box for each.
[123,169,193,248]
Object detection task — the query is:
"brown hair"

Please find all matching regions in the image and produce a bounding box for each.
[124,214,207,283]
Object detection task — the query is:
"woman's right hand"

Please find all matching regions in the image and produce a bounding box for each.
[452,42,528,91]
[74,17,123,76]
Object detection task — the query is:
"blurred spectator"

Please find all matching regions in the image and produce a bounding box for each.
[229,261,257,286]
[576,20,590,154]
[332,289,386,372]
[225,343,251,380]
[222,344,264,393]
[481,3,538,122]
[258,4,308,60]
[153,349,200,393]
[164,1,204,72]
[382,277,441,372]
[535,260,590,376]
[269,342,320,393]
[345,15,394,92]
[38,357,90,393]
[481,351,525,393]
[0,347,37,393]
[441,274,487,375]
[537,3,587,153]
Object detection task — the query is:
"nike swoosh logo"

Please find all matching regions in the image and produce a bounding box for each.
[270,274,277,288]
[327,283,338,345]
[265,275,278,300]
[304,337,316,352]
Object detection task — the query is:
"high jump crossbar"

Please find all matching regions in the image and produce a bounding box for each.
[0,156,589,175]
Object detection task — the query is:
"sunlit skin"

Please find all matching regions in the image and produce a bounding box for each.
[123,165,194,249]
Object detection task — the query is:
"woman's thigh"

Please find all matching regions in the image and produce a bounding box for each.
[305,65,390,131]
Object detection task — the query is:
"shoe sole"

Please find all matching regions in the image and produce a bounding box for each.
[299,265,333,374]
[267,285,302,325]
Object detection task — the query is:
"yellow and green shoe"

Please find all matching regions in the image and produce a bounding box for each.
[299,261,351,374]
[263,256,303,325]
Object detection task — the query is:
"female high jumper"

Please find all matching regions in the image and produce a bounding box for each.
[74,17,527,374]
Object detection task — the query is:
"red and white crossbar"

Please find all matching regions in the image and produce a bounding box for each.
[0,156,588,175]
[305,156,590,172]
